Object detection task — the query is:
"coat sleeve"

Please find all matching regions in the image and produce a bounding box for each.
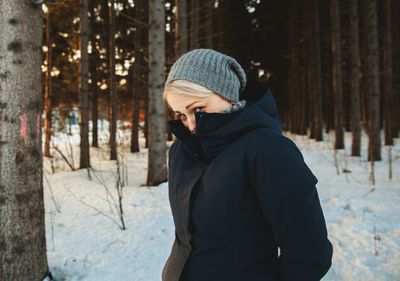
[247,133,333,281]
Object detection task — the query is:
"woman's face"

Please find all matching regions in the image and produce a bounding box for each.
[166,92,233,134]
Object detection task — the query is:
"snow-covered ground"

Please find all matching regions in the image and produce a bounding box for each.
[44,123,400,281]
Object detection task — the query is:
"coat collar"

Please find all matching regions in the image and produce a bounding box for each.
[168,90,282,163]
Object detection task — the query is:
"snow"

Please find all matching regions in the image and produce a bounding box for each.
[44,124,400,281]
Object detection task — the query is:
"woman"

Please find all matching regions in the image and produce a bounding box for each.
[162,49,333,281]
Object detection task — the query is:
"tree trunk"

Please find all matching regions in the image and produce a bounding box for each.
[288,1,298,133]
[349,0,361,156]
[109,0,118,160]
[310,0,323,141]
[392,0,400,137]
[204,0,213,48]
[363,0,382,161]
[89,1,99,148]
[382,0,394,146]
[131,0,145,153]
[320,1,333,134]
[44,8,52,157]
[80,0,90,168]
[190,0,200,49]
[0,2,50,280]
[91,82,99,148]
[147,0,167,186]
[330,0,345,149]
[175,0,188,57]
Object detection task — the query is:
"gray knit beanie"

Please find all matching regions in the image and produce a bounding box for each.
[165,49,247,102]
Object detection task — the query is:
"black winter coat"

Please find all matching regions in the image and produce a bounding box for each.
[162,90,333,281]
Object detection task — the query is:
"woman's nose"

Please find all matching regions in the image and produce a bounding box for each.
[186,115,197,133]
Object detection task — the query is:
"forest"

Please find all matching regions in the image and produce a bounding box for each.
[0,0,399,280]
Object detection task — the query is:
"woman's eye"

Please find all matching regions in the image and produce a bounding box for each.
[194,107,203,112]
[177,114,186,120]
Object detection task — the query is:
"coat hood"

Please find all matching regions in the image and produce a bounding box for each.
[168,89,283,163]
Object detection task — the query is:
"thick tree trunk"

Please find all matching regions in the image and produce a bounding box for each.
[147,0,167,186]
[364,0,382,161]
[80,0,90,168]
[330,0,345,149]
[44,8,52,157]
[0,2,50,280]
[349,0,362,156]
[109,0,118,160]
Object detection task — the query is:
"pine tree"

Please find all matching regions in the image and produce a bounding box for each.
[109,0,118,160]
[349,0,362,156]
[330,0,345,149]
[363,0,382,161]
[80,0,90,168]
[147,0,167,186]
[0,2,50,279]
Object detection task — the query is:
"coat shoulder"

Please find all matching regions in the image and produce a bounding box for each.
[243,128,301,158]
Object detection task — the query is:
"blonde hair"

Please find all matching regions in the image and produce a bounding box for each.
[163,80,214,102]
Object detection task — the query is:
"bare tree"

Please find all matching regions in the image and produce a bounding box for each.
[80,0,90,168]
[147,0,167,186]
[0,1,50,280]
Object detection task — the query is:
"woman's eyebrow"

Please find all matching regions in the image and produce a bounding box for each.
[186,101,202,109]
[174,101,202,113]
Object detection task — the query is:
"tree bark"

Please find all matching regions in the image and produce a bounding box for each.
[310,0,323,141]
[175,0,188,57]
[91,81,99,148]
[330,0,345,149]
[89,1,99,148]
[349,0,361,156]
[44,8,52,157]
[80,0,90,168]
[147,0,167,186]
[109,0,118,160]
[363,0,382,161]
[382,0,394,146]
[131,0,145,153]
[320,1,333,134]
[392,0,400,137]
[190,0,200,49]
[0,2,49,280]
